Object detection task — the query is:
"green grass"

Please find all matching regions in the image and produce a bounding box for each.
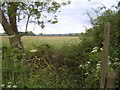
[1,36,80,50]
[1,36,103,88]
[2,36,82,88]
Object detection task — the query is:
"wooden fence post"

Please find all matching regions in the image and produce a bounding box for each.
[0,5,2,88]
[106,71,117,88]
[100,22,110,88]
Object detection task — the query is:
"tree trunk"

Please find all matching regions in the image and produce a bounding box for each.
[1,8,14,35]
[0,4,24,52]
[9,34,24,52]
[106,71,117,89]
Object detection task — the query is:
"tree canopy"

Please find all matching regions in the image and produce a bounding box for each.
[0,0,70,35]
[0,0,70,51]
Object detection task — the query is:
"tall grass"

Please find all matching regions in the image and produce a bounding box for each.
[1,36,80,50]
[1,35,119,88]
[2,36,83,88]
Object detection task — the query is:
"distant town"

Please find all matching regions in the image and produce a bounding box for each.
[0,31,80,36]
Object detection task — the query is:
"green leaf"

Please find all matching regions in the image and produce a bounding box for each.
[51,21,58,24]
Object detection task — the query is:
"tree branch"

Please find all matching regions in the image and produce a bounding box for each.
[8,2,19,34]
[0,8,15,35]
[21,11,32,36]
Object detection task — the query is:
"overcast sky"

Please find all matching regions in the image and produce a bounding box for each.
[0,0,119,34]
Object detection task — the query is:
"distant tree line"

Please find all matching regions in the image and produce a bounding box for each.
[1,31,36,36]
[1,31,80,36]
[37,33,79,36]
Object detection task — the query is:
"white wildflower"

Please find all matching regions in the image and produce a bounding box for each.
[79,65,83,68]
[85,64,88,67]
[98,61,101,63]
[13,85,17,88]
[8,82,12,84]
[91,47,98,53]
[87,61,90,64]
[97,65,100,69]
[22,53,26,56]
[108,60,111,66]
[7,85,11,88]
[30,49,37,53]
[114,62,120,65]
[96,63,101,69]
[115,58,119,61]
[96,63,100,66]
[100,48,103,51]
[93,47,99,50]
[0,84,5,87]
[85,72,88,75]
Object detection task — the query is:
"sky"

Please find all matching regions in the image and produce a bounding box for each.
[0,0,119,34]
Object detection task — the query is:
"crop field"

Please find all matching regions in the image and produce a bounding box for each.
[1,36,80,50]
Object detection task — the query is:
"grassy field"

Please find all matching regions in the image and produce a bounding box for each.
[1,36,105,88]
[2,35,118,88]
[1,36,80,50]
[2,36,83,88]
